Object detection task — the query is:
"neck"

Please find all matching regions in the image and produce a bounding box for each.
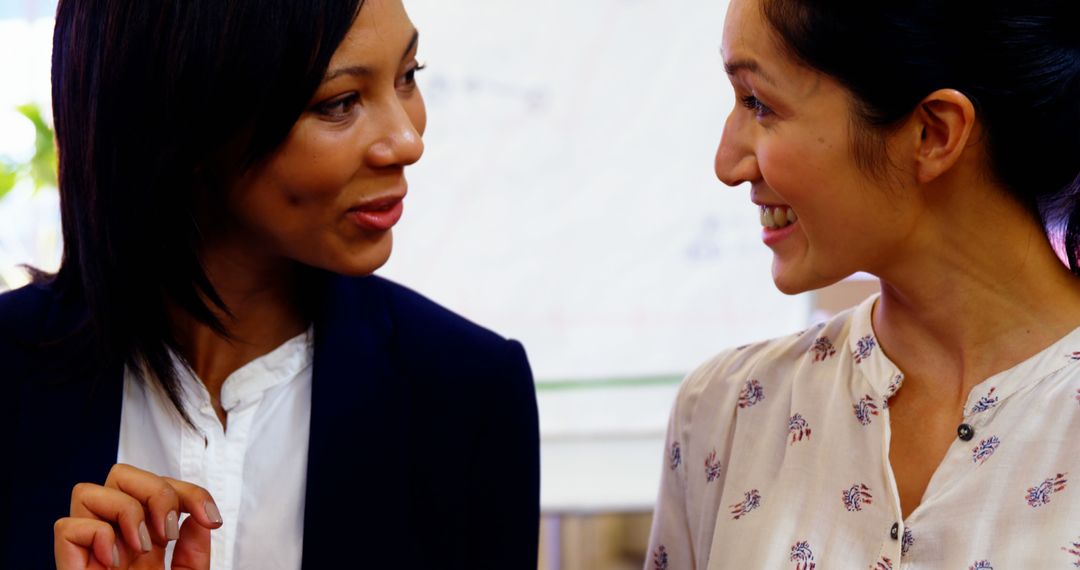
[172,240,310,406]
[870,191,1080,404]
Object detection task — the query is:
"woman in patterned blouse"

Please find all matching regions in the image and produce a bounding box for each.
[647,0,1080,568]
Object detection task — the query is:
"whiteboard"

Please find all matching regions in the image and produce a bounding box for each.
[385,0,811,381]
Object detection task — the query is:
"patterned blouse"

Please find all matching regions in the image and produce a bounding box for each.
[646,294,1080,569]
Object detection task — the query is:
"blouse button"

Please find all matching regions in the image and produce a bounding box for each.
[957,423,975,441]
[890,522,900,540]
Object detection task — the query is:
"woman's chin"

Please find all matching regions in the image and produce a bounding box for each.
[323,237,394,277]
[770,258,844,296]
[771,276,810,296]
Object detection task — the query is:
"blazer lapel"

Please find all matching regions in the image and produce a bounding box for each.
[301,276,413,567]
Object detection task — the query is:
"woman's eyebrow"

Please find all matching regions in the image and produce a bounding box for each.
[401,29,419,61]
[724,58,777,86]
[323,65,370,82]
[321,29,420,83]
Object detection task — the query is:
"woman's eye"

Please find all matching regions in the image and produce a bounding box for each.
[740,95,773,118]
[397,63,426,91]
[315,94,359,121]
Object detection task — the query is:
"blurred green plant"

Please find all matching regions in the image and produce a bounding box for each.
[0,102,57,200]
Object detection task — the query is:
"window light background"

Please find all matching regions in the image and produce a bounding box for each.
[0,0,815,514]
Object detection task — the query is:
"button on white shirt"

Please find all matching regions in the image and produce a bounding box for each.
[118,328,314,570]
[647,295,1080,569]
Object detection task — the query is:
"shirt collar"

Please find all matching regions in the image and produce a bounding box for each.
[847,293,903,400]
[176,326,315,412]
[961,324,1080,417]
[847,292,1080,415]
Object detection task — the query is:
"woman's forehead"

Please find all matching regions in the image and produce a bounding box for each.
[328,0,417,71]
[721,0,827,98]
[722,0,766,59]
[722,0,787,85]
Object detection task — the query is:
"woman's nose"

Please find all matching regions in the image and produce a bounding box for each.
[714,111,759,187]
[366,101,425,169]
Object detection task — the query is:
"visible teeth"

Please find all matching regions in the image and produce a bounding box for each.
[761,207,775,228]
[759,206,797,229]
[772,207,786,227]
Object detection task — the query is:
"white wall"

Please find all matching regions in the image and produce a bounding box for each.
[390,0,810,383]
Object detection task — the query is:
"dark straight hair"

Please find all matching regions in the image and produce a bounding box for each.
[50,0,364,422]
[761,0,1080,269]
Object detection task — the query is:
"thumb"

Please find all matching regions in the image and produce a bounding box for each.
[169,516,211,570]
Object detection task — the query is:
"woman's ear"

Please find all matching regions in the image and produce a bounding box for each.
[912,88,977,184]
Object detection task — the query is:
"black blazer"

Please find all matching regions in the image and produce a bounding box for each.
[0,275,540,569]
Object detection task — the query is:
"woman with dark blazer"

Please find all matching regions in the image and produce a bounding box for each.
[0,0,539,568]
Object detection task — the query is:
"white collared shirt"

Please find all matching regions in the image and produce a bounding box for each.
[118,328,314,570]
[647,294,1080,569]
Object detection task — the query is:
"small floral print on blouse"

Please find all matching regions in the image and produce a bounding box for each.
[665,442,682,470]
[810,337,837,362]
[789,541,816,570]
[1025,473,1068,508]
[886,374,904,398]
[841,483,872,512]
[970,387,999,414]
[652,545,669,570]
[972,436,1001,465]
[883,374,904,410]
[852,335,877,364]
[1063,536,1080,568]
[1069,351,1080,362]
[870,556,893,570]
[738,379,766,409]
[730,489,763,520]
[901,527,914,556]
[788,414,812,444]
[969,561,993,570]
[853,395,880,426]
[705,450,722,483]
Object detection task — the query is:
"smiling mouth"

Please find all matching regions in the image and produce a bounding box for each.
[760,205,798,229]
[348,197,404,232]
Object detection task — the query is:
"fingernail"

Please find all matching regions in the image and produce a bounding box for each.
[165,510,180,540]
[112,543,120,567]
[204,500,223,524]
[138,520,152,552]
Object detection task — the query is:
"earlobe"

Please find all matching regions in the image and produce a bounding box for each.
[914,89,976,184]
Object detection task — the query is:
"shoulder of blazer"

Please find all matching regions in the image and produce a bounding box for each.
[302,275,537,569]
[0,281,124,569]
[0,280,100,385]
[0,281,57,357]
[348,274,517,353]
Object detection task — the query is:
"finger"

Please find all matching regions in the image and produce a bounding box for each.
[104,464,182,546]
[70,482,151,555]
[170,515,212,570]
[54,517,120,570]
[161,477,224,530]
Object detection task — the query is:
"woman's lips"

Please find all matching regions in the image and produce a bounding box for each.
[762,219,798,247]
[348,198,404,232]
[758,204,798,247]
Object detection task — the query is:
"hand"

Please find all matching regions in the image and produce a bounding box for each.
[54,464,223,569]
